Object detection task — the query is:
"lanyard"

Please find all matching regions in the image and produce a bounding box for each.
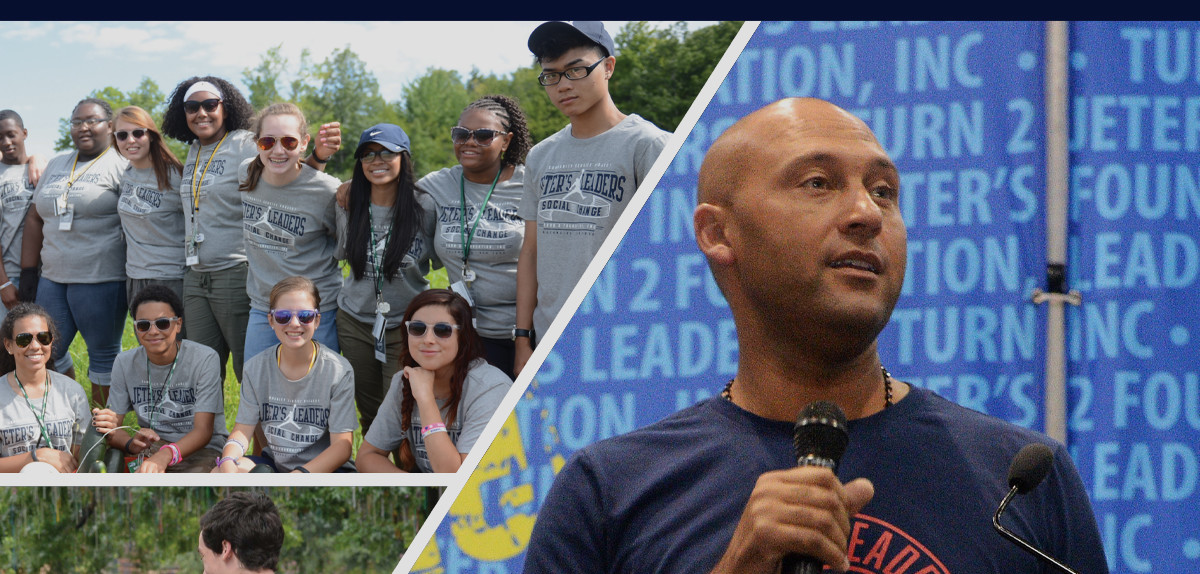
[188,132,230,214]
[66,146,112,188]
[458,168,501,267]
[144,346,181,431]
[369,208,392,302]
[276,341,319,378]
[14,373,52,450]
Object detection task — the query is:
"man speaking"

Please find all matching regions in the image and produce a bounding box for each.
[522,98,1108,573]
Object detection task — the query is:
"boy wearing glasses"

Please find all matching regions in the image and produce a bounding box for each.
[514,21,671,375]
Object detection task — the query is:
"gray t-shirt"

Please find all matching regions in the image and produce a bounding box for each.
[0,162,34,278]
[236,343,358,472]
[239,160,341,312]
[419,165,525,339]
[363,359,511,473]
[33,149,130,283]
[106,340,229,452]
[0,371,89,457]
[335,194,438,327]
[519,114,670,337]
[118,165,186,280]
[180,129,257,272]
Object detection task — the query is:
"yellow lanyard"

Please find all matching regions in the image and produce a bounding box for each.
[277,341,319,378]
[66,146,111,188]
[189,132,229,213]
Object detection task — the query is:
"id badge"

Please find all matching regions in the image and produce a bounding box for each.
[449,281,475,307]
[185,240,199,266]
[372,312,387,363]
[126,458,141,473]
[58,206,74,231]
[54,192,68,216]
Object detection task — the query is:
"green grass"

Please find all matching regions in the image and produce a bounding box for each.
[68,267,450,462]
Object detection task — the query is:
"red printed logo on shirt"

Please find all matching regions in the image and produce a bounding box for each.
[845,514,950,574]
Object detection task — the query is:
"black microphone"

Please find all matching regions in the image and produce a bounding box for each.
[781,400,849,574]
[992,443,1081,574]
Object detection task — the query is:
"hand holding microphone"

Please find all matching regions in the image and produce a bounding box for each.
[710,401,873,574]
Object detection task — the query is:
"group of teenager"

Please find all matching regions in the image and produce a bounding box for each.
[0,21,669,473]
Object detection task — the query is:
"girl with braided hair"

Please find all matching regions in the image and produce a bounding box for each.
[416,94,532,379]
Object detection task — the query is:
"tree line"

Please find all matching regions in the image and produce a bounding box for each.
[55,21,741,182]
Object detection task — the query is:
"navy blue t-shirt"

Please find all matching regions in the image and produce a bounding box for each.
[523,386,1108,574]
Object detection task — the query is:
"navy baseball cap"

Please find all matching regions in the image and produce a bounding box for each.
[528,21,615,59]
[356,123,410,155]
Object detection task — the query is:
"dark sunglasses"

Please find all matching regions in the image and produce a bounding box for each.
[270,309,319,325]
[358,149,399,163]
[405,320,459,339]
[134,317,179,333]
[14,331,53,347]
[115,129,148,141]
[183,98,222,115]
[450,127,506,147]
[257,136,301,152]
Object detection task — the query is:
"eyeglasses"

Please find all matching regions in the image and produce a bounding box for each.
[405,320,459,339]
[134,317,179,333]
[257,136,301,152]
[358,149,399,163]
[14,331,53,347]
[184,99,222,115]
[537,59,606,86]
[270,309,319,325]
[450,127,507,147]
[115,129,148,142]
[69,118,108,129]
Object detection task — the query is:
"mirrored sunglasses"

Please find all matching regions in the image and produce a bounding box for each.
[115,129,148,142]
[257,136,301,152]
[270,309,319,325]
[134,317,179,333]
[450,127,506,147]
[183,99,222,115]
[14,331,53,347]
[405,320,459,339]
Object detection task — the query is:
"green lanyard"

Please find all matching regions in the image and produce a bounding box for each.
[369,209,392,305]
[14,373,53,450]
[458,168,501,269]
[144,346,180,431]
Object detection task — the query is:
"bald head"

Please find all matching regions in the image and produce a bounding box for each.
[698,98,880,207]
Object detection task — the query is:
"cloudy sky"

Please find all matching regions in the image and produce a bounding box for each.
[3,21,713,159]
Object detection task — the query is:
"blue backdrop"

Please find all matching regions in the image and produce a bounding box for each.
[414,22,1198,574]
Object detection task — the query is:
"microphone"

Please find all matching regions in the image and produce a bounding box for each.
[781,400,849,574]
[992,443,1081,574]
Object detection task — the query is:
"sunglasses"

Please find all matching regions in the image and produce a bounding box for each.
[14,331,53,348]
[115,129,148,142]
[358,149,399,163]
[134,317,179,333]
[270,309,319,325]
[450,127,506,147]
[405,320,460,339]
[257,136,301,152]
[183,99,222,115]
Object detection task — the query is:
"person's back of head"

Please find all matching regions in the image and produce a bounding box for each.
[200,491,283,572]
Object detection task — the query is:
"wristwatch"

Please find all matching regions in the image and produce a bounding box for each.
[512,327,532,341]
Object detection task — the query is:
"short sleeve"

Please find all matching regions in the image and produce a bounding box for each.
[106,350,135,414]
[453,368,511,455]
[522,448,608,573]
[328,359,358,434]
[363,372,405,451]
[191,344,224,415]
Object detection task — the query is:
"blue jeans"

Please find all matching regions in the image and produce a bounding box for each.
[37,278,127,387]
[243,307,340,362]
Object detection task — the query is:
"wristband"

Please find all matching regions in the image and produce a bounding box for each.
[296,466,310,473]
[226,438,248,458]
[0,281,11,290]
[422,423,448,439]
[124,438,136,454]
[311,153,329,164]
[164,443,182,466]
[216,456,237,468]
[29,448,38,462]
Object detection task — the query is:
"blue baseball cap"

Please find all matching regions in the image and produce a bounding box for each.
[356,123,410,156]
[528,21,615,59]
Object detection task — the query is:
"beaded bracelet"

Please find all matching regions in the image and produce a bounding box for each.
[421,423,448,439]
[216,456,238,468]
[164,443,182,466]
[226,438,248,458]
